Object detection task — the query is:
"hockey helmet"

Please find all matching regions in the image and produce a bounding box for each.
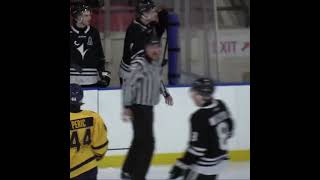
[145,32,161,46]
[136,0,155,15]
[191,78,215,97]
[71,4,91,19]
[70,83,84,105]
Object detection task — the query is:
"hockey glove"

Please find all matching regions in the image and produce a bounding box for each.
[169,166,185,179]
[71,64,82,74]
[97,71,111,87]
[169,160,188,179]
[227,131,234,139]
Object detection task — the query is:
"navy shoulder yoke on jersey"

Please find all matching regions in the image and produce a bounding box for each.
[70,25,105,71]
[176,99,234,175]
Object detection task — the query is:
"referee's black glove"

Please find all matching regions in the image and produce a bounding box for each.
[97,71,111,87]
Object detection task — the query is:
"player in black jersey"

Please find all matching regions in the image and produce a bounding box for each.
[119,0,169,85]
[70,4,111,87]
[169,78,234,180]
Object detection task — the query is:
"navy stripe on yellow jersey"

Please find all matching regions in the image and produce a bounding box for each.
[70,156,96,172]
[70,110,108,178]
[92,140,109,150]
[95,154,104,158]
[70,117,93,130]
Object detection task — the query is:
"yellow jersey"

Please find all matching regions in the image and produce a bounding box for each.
[70,110,108,179]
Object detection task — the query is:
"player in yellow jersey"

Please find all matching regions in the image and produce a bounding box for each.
[70,84,108,180]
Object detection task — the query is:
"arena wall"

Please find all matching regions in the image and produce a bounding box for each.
[82,84,250,167]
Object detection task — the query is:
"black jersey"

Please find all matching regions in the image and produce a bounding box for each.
[70,25,105,71]
[119,10,168,77]
[178,99,234,175]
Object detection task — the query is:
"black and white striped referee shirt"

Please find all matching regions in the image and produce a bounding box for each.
[123,55,169,107]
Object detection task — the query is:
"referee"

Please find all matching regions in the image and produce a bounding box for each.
[121,34,174,180]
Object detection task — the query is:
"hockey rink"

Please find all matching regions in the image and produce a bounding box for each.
[97,161,250,180]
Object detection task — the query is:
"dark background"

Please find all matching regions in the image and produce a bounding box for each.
[0,1,70,179]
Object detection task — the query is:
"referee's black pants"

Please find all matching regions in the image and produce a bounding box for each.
[122,104,155,180]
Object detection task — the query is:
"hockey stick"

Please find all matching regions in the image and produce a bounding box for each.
[161,34,169,67]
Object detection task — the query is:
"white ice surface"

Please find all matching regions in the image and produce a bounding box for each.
[98,161,250,180]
